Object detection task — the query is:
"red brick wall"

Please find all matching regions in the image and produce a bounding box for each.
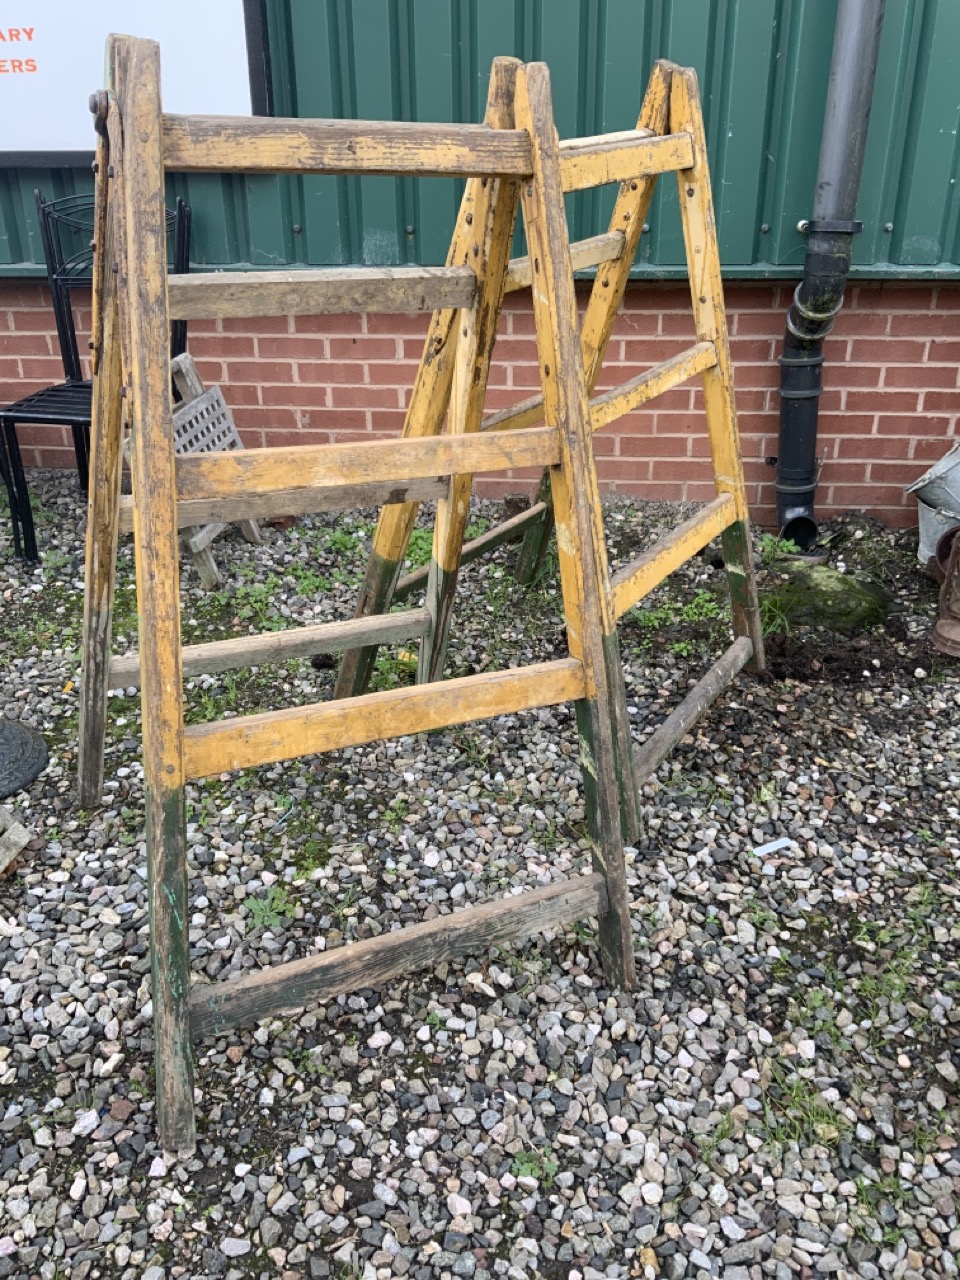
[2,277,958,528]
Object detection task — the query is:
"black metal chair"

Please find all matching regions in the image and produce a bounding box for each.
[0,191,190,561]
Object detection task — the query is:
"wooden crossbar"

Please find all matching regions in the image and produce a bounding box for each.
[482,341,716,437]
[175,427,561,504]
[183,658,586,778]
[560,130,695,192]
[162,115,695,188]
[167,266,477,321]
[108,607,432,688]
[611,493,738,618]
[118,477,450,535]
[590,341,717,430]
[633,636,753,781]
[162,115,534,175]
[191,872,607,1038]
[505,232,624,293]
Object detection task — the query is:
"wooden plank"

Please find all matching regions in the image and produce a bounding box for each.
[481,338,713,437]
[176,427,560,503]
[118,476,449,534]
[184,658,585,779]
[515,63,636,990]
[418,58,522,686]
[162,114,533,176]
[394,502,547,602]
[633,637,753,781]
[504,231,623,293]
[113,35,195,1157]
[167,266,476,320]
[77,107,125,809]
[191,873,607,1038]
[590,341,716,430]
[670,66,765,673]
[560,130,694,192]
[611,494,737,618]
[109,608,432,688]
[334,59,523,702]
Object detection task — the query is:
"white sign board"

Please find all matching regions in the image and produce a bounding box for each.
[0,1,252,154]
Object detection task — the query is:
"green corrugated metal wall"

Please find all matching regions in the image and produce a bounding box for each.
[2,0,959,277]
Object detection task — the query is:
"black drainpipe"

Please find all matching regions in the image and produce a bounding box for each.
[775,0,886,548]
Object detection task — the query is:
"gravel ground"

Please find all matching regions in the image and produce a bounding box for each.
[1,469,958,1280]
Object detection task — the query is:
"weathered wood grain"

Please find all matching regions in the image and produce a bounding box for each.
[610,494,737,618]
[560,129,694,191]
[633,636,753,781]
[162,113,533,175]
[183,658,586,779]
[113,35,195,1156]
[670,66,765,672]
[176,427,560,503]
[191,873,607,1037]
[109,608,432,688]
[590,341,716,430]
[78,102,125,809]
[515,62,636,990]
[118,476,449,534]
[504,231,624,293]
[167,266,477,320]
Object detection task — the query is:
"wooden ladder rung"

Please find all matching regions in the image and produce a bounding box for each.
[167,266,477,321]
[119,477,450,535]
[611,493,738,618]
[559,130,695,192]
[505,231,624,294]
[394,501,548,602]
[591,341,717,430]
[183,658,586,779]
[482,341,717,437]
[190,872,607,1038]
[633,636,754,782]
[176,427,561,506]
[162,115,534,176]
[108,607,432,689]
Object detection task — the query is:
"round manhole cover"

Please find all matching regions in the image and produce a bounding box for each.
[0,719,48,799]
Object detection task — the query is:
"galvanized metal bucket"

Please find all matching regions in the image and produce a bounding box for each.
[917,497,960,573]
[908,441,960,511]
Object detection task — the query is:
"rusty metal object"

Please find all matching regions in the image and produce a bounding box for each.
[932,526,960,658]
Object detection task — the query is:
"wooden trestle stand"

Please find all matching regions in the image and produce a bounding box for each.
[78,35,763,1154]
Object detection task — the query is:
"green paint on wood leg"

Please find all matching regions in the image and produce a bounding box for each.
[147,785,196,1155]
[601,628,640,845]
[334,548,405,699]
[574,696,636,991]
[721,518,765,672]
[515,474,555,586]
[418,559,460,685]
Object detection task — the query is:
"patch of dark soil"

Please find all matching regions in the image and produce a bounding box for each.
[764,630,923,685]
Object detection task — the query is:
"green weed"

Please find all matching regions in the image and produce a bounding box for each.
[244,884,297,934]
[759,590,791,636]
[511,1145,558,1188]
[760,533,803,566]
[370,651,418,691]
[759,1061,848,1149]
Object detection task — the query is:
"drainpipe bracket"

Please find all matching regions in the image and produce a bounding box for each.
[801,218,863,235]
